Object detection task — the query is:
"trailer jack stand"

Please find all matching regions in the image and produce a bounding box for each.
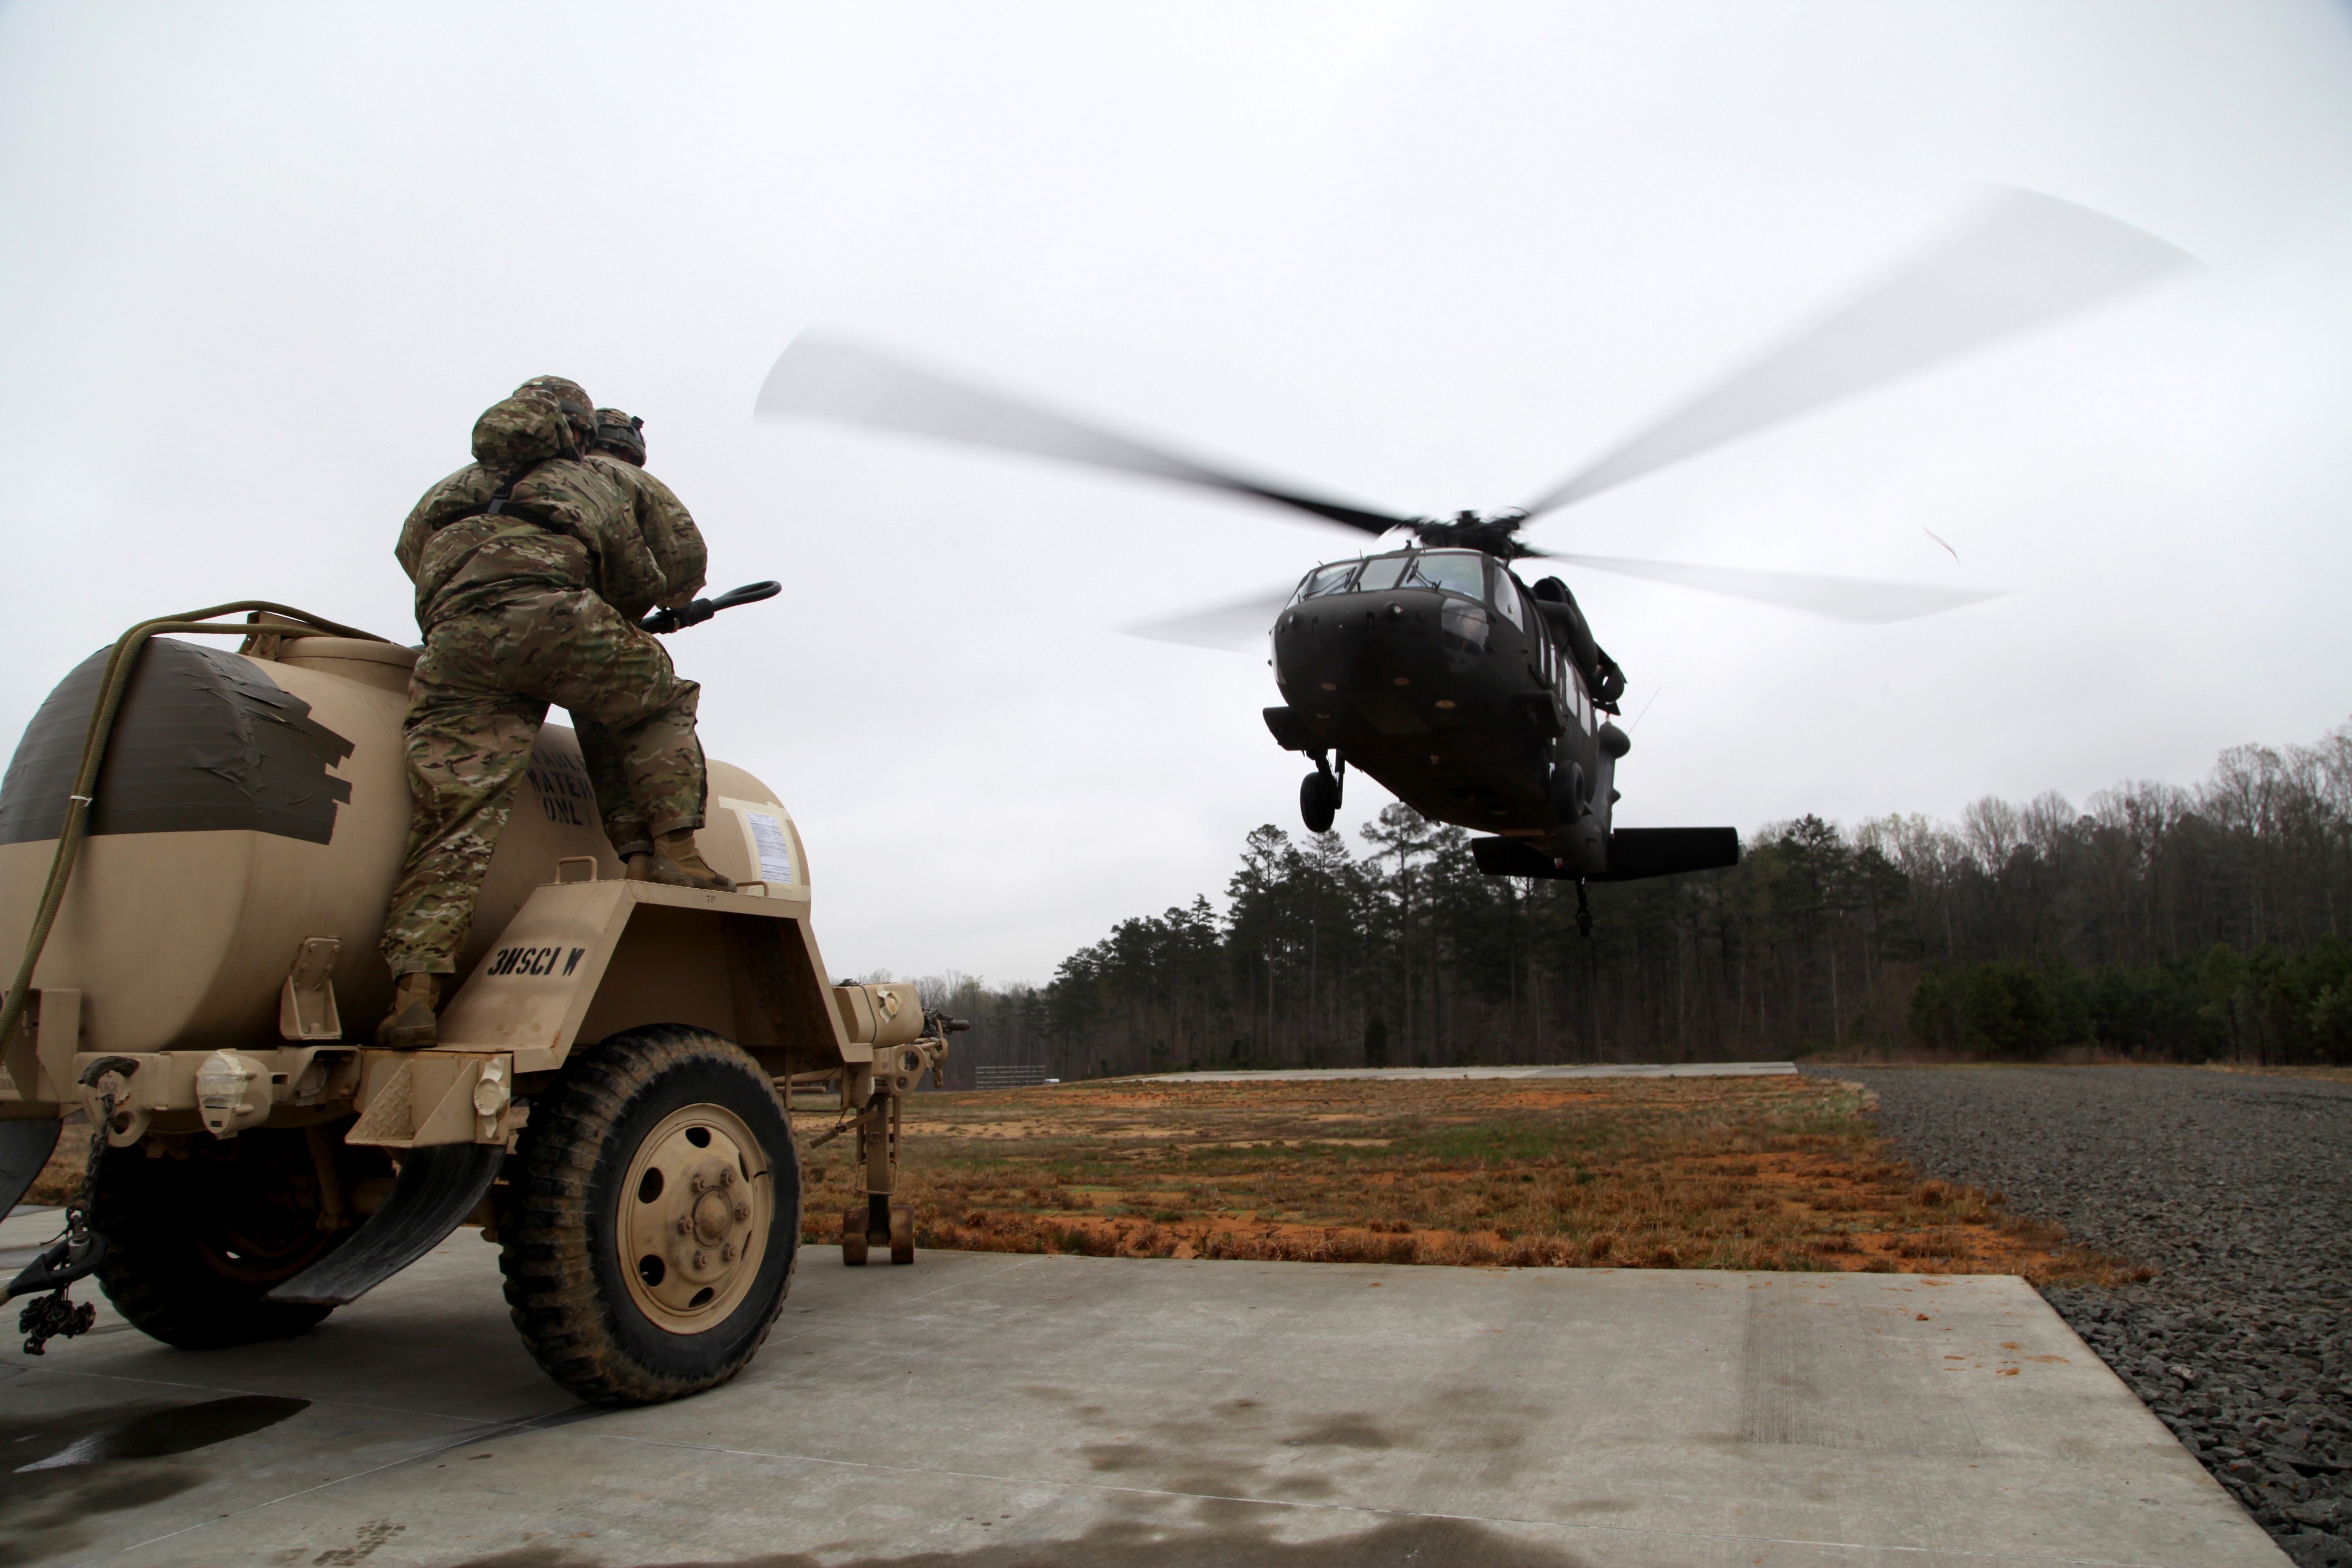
[841,1087,917,1266]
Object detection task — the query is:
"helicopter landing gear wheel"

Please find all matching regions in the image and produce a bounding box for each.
[1300,760,1343,834]
[840,1204,868,1266]
[1548,760,1586,821]
[890,1204,915,1265]
[499,1026,800,1405]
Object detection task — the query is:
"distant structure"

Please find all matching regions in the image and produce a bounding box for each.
[976,1065,1053,1090]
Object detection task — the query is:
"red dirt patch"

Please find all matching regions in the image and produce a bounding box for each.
[797,1075,2142,1284]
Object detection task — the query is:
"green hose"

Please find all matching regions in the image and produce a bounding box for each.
[0,604,390,1085]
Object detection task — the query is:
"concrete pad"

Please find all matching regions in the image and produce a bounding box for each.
[0,1204,2279,1567]
[1125,1061,1798,1084]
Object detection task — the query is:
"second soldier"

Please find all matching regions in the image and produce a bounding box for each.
[376,376,731,1047]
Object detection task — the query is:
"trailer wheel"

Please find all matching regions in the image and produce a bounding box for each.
[500,1026,800,1405]
[91,1129,341,1348]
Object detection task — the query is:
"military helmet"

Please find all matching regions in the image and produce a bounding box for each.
[473,394,573,473]
[591,408,647,466]
[515,375,596,443]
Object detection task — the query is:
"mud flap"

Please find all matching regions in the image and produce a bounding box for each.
[266,1142,504,1307]
[0,1121,62,1218]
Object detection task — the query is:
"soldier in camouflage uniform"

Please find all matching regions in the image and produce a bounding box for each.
[589,408,707,604]
[578,406,711,861]
[378,376,730,1049]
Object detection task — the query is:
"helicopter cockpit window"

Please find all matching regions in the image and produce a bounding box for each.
[1294,563,1359,602]
[1490,561,1524,630]
[1352,555,1409,592]
[1401,551,1487,599]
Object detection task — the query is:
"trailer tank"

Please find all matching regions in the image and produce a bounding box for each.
[0,613,944,1405]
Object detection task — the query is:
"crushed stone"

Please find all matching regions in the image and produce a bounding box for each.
[1811,1065,2352,1566]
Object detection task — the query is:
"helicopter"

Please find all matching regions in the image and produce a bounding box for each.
[755,189,2188,890]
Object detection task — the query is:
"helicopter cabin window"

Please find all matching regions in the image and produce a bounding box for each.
[1490,561,1524,630]
[1294,562,1358,602]
[1401,551,1486,599]
[1352,554,1409,592]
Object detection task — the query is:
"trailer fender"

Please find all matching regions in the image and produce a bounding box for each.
[431,878,851,1073]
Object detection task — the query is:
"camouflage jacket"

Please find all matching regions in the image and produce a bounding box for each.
[395,399,665,630]
[587,453,707,609]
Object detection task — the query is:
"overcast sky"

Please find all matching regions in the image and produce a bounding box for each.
[3,2,2349,987]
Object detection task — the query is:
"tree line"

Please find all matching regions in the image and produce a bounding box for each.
[905,718,2352,1079]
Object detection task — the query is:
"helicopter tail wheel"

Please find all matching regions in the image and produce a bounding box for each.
[1300,767,1341,834]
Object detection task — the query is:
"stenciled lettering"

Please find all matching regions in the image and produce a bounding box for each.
[487,944,587,979]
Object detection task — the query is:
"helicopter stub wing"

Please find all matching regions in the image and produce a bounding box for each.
[1473,829,1740,883]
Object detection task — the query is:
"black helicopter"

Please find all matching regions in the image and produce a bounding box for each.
[757,189,2187,889]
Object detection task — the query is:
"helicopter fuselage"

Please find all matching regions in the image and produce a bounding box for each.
[1262,548,1622,872]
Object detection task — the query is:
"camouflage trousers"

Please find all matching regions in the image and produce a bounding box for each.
[380,589,705,976]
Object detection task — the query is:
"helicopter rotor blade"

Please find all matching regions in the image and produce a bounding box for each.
[1522,188,2195,520]
[1550,553,2006,623]
[757,334,1412,537]
[1118,584,1298,651]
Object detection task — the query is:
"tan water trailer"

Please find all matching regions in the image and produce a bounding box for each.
[0,607,954,1404]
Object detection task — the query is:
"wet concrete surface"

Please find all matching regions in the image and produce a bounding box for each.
[1126,1061,1797,1084]
[0,1202,2282,1567]
[1816,1065,2352,1565]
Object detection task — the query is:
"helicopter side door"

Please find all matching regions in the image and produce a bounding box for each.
[1505,567,1608,844]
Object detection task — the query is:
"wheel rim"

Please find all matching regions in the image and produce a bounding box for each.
[618,1102,772,1335]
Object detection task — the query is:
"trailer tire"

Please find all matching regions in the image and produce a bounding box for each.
[91,1130,341,1348]
[499,1026,801,1405]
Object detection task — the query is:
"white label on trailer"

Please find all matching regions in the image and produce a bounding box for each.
[744,811,796,885]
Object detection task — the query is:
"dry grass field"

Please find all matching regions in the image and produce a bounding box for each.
[2204,1063,2352,1083]
[797,1073,2146,1284]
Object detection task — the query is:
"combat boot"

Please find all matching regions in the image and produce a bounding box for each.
[625,828,735,892]
[378,972,440,1050]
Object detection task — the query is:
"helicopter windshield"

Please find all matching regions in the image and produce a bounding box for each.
[1294,562,1359,602]
[1490,560,1525,628]
[1292,549,1494,602]
[1401,551,1487,598]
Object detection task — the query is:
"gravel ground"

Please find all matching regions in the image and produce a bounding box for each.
[1812,1066,2352,1567]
